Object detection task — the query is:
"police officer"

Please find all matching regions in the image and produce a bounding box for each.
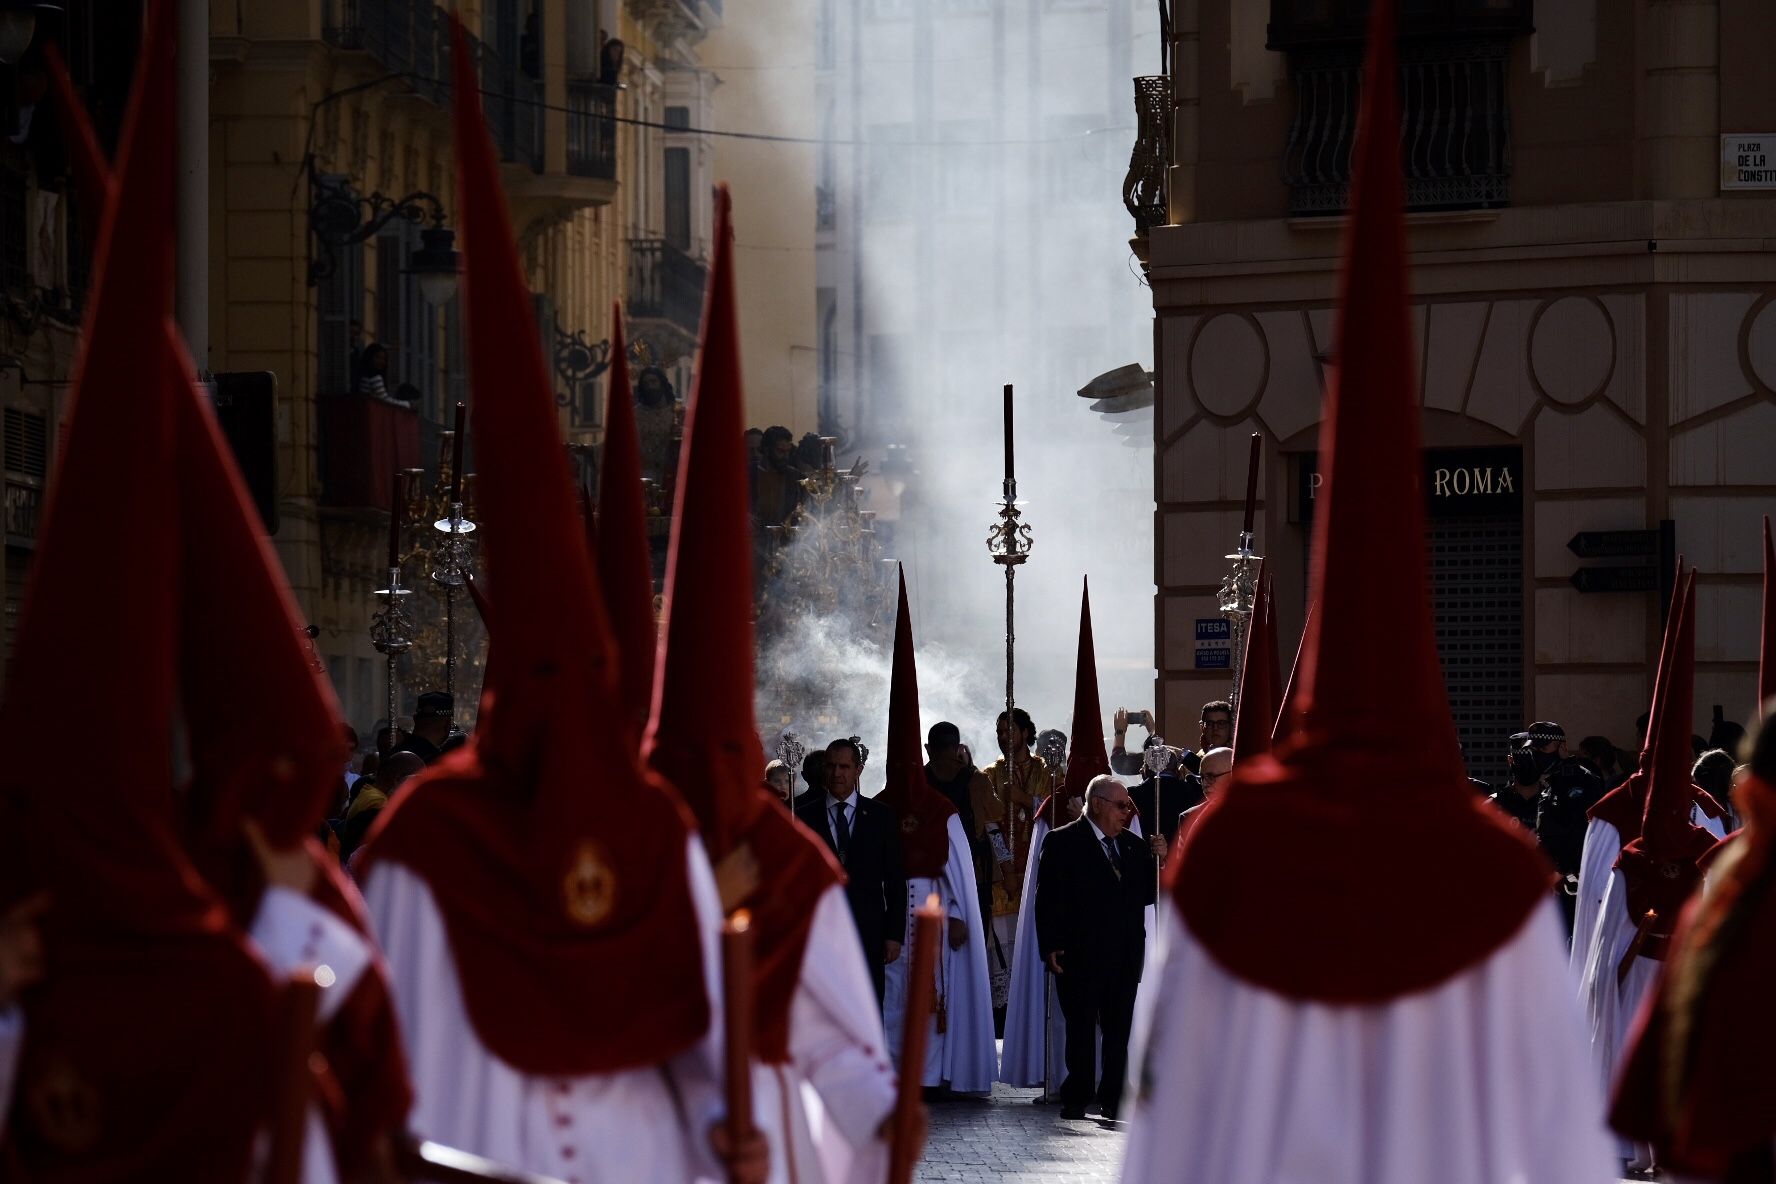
[1488,721,1602,934]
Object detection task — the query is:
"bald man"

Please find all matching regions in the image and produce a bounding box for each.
[1174,747,1232,849]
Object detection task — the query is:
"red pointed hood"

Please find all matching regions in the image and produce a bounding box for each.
[643,186,771,856]
[44,45,109,238]
[1761,515,1773,718]
[1631,570,1708,857]
[641,188,839,1064]
[1590,564,1689,837]
[1062,578,1111,803]
[1037,577,1110,827]
[1231,566,1279,763]
[598,306,659,730]
[1271,600,1309,748]
[1171,0,1551,1003]
[0,5,280,1175]
[877,567,957,878]
[362,20,708,1076]
[1614,571,1715,958]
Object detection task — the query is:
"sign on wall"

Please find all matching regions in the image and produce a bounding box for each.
[1722,135,1776,190]
[1194,618,1231,670]
[1295,446,1524,523]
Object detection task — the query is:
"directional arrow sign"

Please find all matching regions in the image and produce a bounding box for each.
[1571,565,1658,594]
[1568,530,1661,560]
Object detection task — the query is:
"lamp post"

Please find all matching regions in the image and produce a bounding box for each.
[307,173,460,305]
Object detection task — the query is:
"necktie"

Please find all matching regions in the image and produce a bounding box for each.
[832,801,851,862]
[1102,836,1121,878]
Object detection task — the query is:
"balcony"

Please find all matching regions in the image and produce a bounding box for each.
[627,238,708,346]
[1280,37,1513,215]
[321,0,539,173]
[567,81,618,180]
[318,395,420,511]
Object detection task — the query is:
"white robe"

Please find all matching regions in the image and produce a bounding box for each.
[1570,805,1723,979]
[0,887,369,1184]
[754,885,896,1184]
[999,816,1065,1089]
[362,837,728,1184]
[881,814,995,1094]
[1122,902,1616,1184]
[1577,869,1661,1162]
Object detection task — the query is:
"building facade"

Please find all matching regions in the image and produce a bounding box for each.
[1146,0,1776,779]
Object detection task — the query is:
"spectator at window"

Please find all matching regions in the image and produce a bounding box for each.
[355,342,419,408]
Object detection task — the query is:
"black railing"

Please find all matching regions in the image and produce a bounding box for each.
[567,81,618,179]
[323,0,540,171]
[627,239,708,338]
[1281,38,1512,215]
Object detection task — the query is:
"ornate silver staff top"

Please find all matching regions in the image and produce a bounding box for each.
[1217,433,1264,715]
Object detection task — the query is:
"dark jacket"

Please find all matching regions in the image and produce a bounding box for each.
[1035,818,1157,988]
[795,792,908,990]
[1130,773,1203,846]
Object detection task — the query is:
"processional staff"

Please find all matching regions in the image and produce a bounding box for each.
[1218,433,1264,715]
[372,471,415,746]
[431,402,477,706]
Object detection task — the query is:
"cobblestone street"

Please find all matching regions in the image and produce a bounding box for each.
[918,1084,1126,1183]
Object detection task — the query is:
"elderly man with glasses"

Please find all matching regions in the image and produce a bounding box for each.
[1173,746,1234,849]
[1033,774,1158,1120]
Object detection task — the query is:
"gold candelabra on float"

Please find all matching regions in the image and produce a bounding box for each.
[394,405,488,730]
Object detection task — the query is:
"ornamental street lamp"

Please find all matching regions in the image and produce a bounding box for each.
[307,172,460,306]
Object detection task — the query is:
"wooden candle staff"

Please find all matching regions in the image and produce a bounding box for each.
[888,893,943,1184]
[721,910,757,1184]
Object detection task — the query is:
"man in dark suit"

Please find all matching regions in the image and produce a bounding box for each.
[795,736,908,1005]
[1035,773,1156,1120]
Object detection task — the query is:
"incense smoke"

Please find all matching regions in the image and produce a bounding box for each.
[731,2,1163,786]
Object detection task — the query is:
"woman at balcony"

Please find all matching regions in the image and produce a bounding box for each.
[355,341,417,409]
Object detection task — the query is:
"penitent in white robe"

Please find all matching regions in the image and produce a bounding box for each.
[1570,806,1724,979]
[1577,869,1662,1163]
[882,814,995,1095]
[753,884,896,1184]
[362,836,728,1184]
[999,815,1065,1089]
[1122,902,1616,1184]
[0,887,371,1184]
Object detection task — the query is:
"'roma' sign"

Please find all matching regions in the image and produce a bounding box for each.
[1296,446,1523,522]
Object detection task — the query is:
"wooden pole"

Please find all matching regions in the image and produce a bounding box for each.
[721,910,757,1183]
[888,894,942,1184]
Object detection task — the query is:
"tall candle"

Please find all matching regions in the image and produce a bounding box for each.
[1241,433,1262,536]
[888,894,943,1184]
[721,910,757,1178]
[449,402,467,504]
[1002,384,1014,484]
[387,472,404,571]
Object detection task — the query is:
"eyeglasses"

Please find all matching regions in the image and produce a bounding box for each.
[1201,769,1229,783]
[1090,797,1135,812]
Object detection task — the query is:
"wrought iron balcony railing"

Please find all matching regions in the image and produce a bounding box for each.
[322,0,541,172]
[627,238,708,339]
[1281,38,1512,216]
[567,81,618,180]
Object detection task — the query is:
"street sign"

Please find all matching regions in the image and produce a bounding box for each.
[1195,617,1231,670]
[1567,529,1660,559]
[1722,134,1776,190]
[1570,565,1657,594]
